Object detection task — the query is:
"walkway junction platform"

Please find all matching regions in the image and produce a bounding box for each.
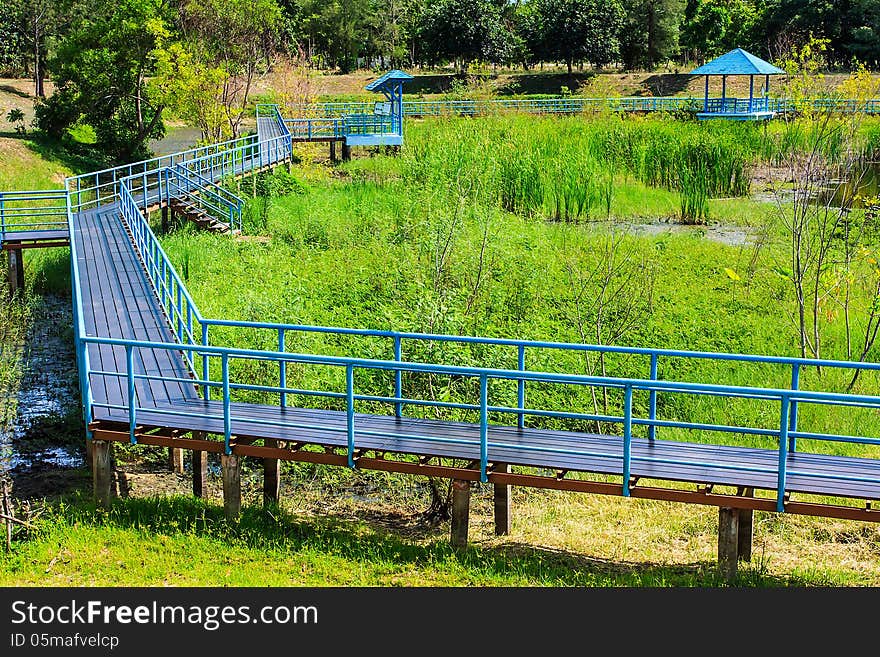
[2,72,880,580]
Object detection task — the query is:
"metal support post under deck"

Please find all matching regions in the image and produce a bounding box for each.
[221,453,241,522]
[718,507,739,582]
[450,479,471,548]
[494,463,511,536]
[92,440,113,509]
[263,439,280,507]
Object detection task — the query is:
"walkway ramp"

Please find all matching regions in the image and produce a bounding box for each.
[73,203,198,419]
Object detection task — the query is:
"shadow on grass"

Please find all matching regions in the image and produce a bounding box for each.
[22,134,107,175]
[496,73,597,96]
[641,74,695,97]
[0,131,107,175]
[0,84,32,99]
[49,492,811,587]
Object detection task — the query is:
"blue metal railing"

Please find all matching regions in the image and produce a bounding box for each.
[297,96,880,118]
[702,97,771,114]
[284,118,344,140]
[343,114,395,136]
[166,165,244,233]
[81,333,880,509]
[0,190,69,240]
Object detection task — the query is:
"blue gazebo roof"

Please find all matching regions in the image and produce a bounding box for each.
[365,70,414,93]
[690,49,785,76]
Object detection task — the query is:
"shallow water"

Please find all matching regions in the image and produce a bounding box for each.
[590,219,754,247]
[0,295,83,473]
[149,125,203,157]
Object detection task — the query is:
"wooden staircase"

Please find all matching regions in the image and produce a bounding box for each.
[169,198,237,235]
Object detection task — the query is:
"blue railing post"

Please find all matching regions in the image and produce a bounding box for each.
[479,374,488,483]
[202,323,210,401]
[126,344,137,444]
[622,385,633,497]
[393,335,402,418]
[346,364,355,467]
[789,364,800,452]
[777,395,791,512]
[279,328,287,408]
[517,345,526,430]
[0,195,5,238]
[648,353,659,441]
[222,353,231,455]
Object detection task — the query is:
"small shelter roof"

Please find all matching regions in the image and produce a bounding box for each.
[365,70,414,93]
[690,49,785,76]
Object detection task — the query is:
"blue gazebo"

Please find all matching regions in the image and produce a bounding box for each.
[691,49,786,121]
[344,69,413,147]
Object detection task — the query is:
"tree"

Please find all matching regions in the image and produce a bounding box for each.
[529,0,625,74]
[620,0,684,70]
[179,0,281,138]
[36,0,172,162]
[0,1,26,77]
[417,0,505,71]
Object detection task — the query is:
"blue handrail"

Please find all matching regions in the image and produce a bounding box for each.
[80,333,880,506]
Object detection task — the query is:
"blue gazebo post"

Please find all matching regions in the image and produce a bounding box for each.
[749,75,754,113]
[721,75,727,111]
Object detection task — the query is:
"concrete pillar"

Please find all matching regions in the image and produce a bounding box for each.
[493,464,511,536]
[221,454,241,522]
[263,439,280,507]
[737,488,755,562]
[168,446,184,474]
[7,247,24,295]
[92,440,113,509]
[450,479,471,549]
[192,449,208,499]
[718,507,739,582]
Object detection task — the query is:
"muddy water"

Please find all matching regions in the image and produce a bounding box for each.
[0,296,83,474]
[149,125,203,157]
[591,219,754,246]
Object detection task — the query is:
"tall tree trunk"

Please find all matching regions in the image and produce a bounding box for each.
[33,23,43,98]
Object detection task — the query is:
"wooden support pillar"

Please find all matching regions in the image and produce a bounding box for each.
[450,479,471,549]
[221,454,241,522]
[493,464,511,536]
[192,449,207,499]
[161,205,169,234]
[263,439,280,507]
[92,440,113,509]
[718,507,739,582]
[7,247,24,295]
[168,446,184,474]
[329,141,337,163]
[737,488,754,563]
[341,142,351,162]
